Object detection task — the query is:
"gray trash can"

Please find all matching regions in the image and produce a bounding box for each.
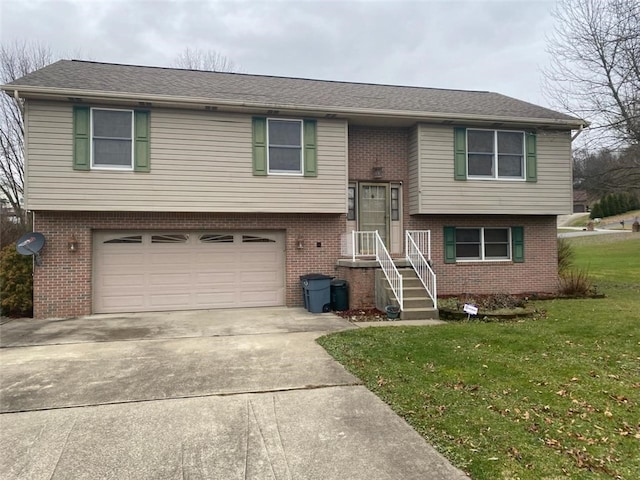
[300,274,332,313]
[331,279,349,311]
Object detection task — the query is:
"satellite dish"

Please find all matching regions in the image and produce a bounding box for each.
[16,232,45,266]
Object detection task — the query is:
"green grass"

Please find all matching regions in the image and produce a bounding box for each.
[319,236,640,479]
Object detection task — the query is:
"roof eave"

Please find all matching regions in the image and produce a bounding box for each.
[2,84,588,129]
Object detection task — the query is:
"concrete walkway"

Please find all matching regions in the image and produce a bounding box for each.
[0,308,468,479]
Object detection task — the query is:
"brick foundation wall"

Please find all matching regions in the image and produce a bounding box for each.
[335,265,377,310]
[33,211,345,319]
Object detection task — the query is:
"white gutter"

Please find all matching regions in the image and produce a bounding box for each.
[1,84,588,129]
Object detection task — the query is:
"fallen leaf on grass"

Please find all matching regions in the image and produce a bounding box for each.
[507,446,522,461]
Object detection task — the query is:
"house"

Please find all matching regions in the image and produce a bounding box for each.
[1,60,586,319]
[573,190,591,213]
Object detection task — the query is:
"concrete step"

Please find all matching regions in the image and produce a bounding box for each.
[399,277,422,287]
[403,297,434,309]
[400,307,440,320]
[384,284,429,299]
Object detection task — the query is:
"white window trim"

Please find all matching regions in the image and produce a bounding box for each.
[466,129,525,181]
[266,118,304,176]
[456,227,512,262]
[90,107,135,171]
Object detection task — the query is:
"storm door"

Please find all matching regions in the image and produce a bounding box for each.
[359,183,389,246]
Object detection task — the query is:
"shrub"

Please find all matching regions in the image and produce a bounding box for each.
[557,238,574,275]
[0,244,33,317]
[559,268,595,297]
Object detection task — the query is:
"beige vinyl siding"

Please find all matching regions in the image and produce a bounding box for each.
[408,125,420,215]
[416,124,573,215]
[25,101,348,213]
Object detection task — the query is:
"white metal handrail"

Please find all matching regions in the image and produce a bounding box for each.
[405,230,431,261]
[375,231,403,311]
[406,231,437,309]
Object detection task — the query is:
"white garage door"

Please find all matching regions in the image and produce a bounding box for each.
[93,231,285,313]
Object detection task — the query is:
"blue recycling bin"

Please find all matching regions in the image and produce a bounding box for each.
[300,274,332,313]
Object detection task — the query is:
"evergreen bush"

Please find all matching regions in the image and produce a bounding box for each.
[0,245,33,317]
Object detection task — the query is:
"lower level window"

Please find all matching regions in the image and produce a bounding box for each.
[456,227,510,261]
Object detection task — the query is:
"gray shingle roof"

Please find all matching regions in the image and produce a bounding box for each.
[4,60,583,125]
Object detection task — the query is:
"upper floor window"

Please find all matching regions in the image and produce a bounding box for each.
[454,127,536,182]
[252,117,317,177]
[268,119,303,174]
[467,129,524,179]
[92,108,134,169]
[72,106,150,172]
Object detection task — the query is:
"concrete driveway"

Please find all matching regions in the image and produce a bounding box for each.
[1,308,468,479]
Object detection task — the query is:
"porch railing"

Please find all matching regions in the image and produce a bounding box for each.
[375,231,403,311]
[341,230,403,310]
[406,231,437,309]
[341,231,377,261]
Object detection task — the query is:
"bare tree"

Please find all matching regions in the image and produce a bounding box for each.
[573,145,640,197]
[544,0,640,148]
[1,41,58,226]
[172,47,239,72]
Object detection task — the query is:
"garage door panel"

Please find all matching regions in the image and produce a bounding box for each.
[101,252,145,266]
[94,230,285,313]
[193,292,238,305]
[195,272,236,286]
[148,293,192,308]
[101,274,145,288]
[149,252,192,265]
[238,272,281,284]
[149,273,192,286]
[101,295,146,310]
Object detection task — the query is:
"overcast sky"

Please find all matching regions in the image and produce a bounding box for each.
[1,0,562,109]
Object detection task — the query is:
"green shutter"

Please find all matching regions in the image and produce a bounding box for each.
[444,226,456,263]
[525,132,537,182]
[512,226,524,262]
[252,117,267,176]
[453,127,467,180]
[134,110,150,172]
[73,106,90,170]
[303,119,317,177]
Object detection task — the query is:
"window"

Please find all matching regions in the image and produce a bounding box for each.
[444,226,524,263]
[92,109,134,169]
[267,119,302,174]
[455,228,510,260]
[347,185,356,220]
[454,128,536,182]
[200,234,234,243]
[391,187,400,221]
[104,235,142,244]
[151,234,189,243]
[252,117,317,177]
[73,106,150,172]
[467,130,524,179]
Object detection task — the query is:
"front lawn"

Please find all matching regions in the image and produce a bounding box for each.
[318,236,640,479]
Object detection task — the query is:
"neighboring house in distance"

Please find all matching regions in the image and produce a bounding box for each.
[1,60,586,319]
[573,190,591,213]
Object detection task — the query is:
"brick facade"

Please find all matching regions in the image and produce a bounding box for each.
[408,215,559,296]
[33,211,344,318]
